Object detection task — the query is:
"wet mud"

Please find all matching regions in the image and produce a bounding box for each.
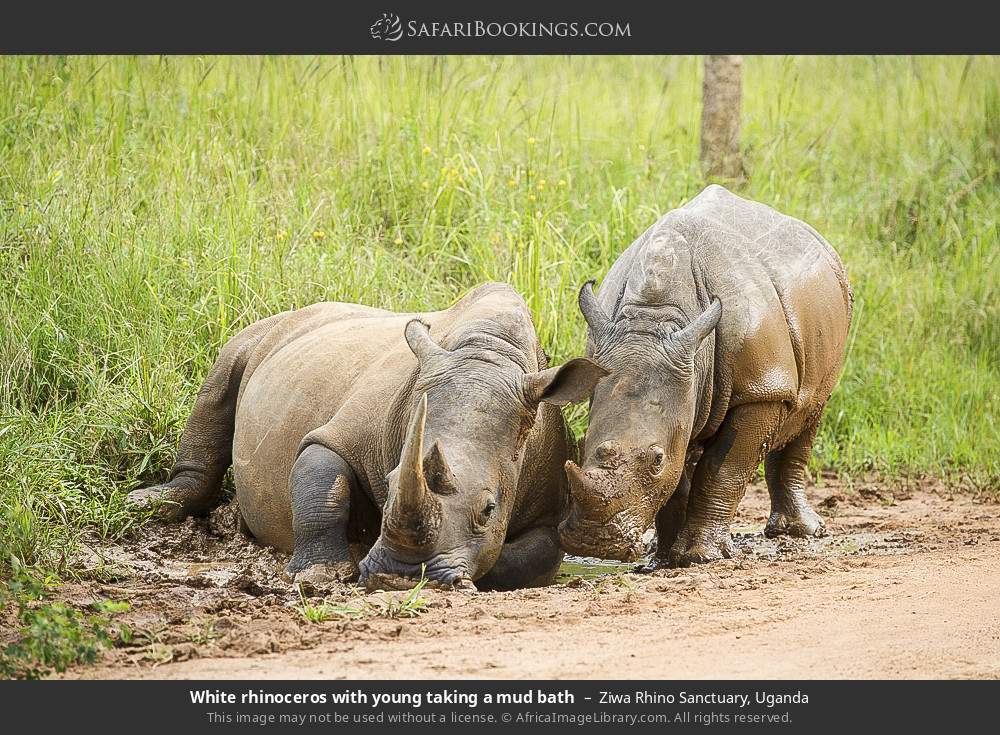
[35,477,1000,679]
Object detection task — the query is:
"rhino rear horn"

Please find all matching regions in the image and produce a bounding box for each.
[423,439,458,496]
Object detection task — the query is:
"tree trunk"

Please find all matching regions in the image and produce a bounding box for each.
[700,55,744,181]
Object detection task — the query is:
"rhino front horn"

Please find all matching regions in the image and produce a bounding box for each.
[398,393,429,503]
[385,393,442,548]
[564,460,602,510]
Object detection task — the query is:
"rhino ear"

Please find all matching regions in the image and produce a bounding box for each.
[578,280,611,336]
[405,319,448,362]
[523,357,609,408]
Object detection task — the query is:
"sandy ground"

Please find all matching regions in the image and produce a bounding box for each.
[48,477,1000,680]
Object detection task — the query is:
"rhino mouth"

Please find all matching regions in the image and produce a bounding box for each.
[358,544,473,591]
[558,510,647,562]
[560,459,653,561]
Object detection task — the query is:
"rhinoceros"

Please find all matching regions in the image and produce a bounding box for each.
[129,283,606,590]
[559,185,852,567]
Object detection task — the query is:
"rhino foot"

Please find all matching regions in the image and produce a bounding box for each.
[633,556,671,574]
[667,526,736,568]
[292,562,358,593]
[126,485,186,522]
[764,507,826,539]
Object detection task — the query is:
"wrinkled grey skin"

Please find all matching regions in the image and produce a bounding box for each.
[559,185,852,567]
[129,283,606,591]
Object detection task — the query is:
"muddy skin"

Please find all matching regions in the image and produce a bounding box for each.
[561,185,852,567]
[128,283,605,593]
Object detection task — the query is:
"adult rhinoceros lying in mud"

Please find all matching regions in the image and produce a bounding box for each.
[559,185,852,568]
[129,283,607,591]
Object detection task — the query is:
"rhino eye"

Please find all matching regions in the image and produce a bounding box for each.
[648,445,666,475]
[482,499,497,518]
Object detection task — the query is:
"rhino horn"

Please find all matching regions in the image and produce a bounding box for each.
[578,280,610,336]
[398,393,429,499]
[423,439,458,495]
[564,459,613,508]
[386,393,442,548]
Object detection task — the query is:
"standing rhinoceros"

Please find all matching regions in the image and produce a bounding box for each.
[559,185,852,567]
[130,283,606,590]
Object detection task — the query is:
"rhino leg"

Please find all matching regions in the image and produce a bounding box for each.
[669,402,785,567]
[635,468,691,573]
[764,417,826,538]
[128,313,285,522]
[476,526,563,591]
[288,443,359,588]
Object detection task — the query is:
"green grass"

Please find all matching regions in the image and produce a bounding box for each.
[0,558,130,678]
[0,56,997,577]
[297,573,430,623]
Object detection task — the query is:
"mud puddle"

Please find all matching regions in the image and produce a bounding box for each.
[556,557,638,582]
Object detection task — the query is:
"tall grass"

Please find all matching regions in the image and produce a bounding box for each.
[0,56,997,574]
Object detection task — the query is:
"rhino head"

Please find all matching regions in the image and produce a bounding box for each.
[359,318,606,590]
[558,280,722,561]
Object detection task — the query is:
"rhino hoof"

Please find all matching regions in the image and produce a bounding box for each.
[667,530,735,568]
[452,578,478,592]
[126,486,186,522]
[633,557,669,575]
[292,562,358,593]
[765,509,826,539]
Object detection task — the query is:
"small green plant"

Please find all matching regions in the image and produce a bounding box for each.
[297,569,430,623]
[594,571,638,597]
[0,558,130,679]
[381,574,430,619]
[297,589,336,623]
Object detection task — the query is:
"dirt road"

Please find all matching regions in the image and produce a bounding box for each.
[56,478,1000,679]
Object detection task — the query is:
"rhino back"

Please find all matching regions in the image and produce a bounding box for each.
[598,185,851,440]
[232,302,413,552]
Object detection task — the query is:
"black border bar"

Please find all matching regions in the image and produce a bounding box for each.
[2,0,998,54]
[2,680,997,733]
